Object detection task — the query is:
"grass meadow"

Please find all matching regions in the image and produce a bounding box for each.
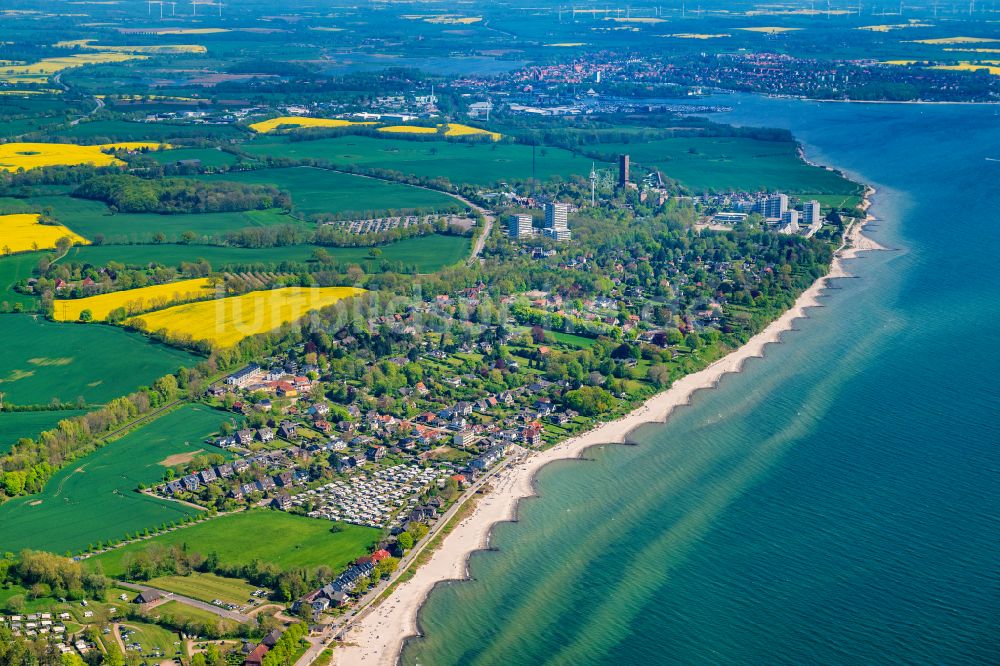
[195,166,462,217]
[152,600,238,633]
[0,404,227,554]
[146,146,244,168]
[0,315,195,406]
[0,252,42,308]
[63,234,471,273]
[0,194,292,244]
[119,621,185,659]
[243,135,600,186]
[90,510,381,575]
[146,572,260,606]
[60,119,247,141]
[0,409,89,453]
[592,136,861,195]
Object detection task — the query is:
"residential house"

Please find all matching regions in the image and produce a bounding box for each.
[244,644,269,666]
[271,492,292,511]
[236,429,255,446]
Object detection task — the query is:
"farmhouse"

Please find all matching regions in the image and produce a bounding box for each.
[132,590,162,605]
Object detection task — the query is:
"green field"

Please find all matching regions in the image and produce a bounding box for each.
[547,330,599,349]
[146,572,260,606]
[60,119,247,141]
[197,166,463,217]
[63,233,471,273]
[147,147,245,169]
[0,409,89,453]
[0,194,292,244]
[0,252,42,308]
[592,136,860,195]
[0,404,226,554]
[243,135,601,186]
[119,621,185,660]
[153,600,237,633]
[0,315,196,406]
[91,510,381,575]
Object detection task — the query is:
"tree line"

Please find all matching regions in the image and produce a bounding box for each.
[73,174,290,215]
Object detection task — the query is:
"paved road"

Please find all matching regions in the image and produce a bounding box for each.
[117,581,252,623]
[55,72,105,126]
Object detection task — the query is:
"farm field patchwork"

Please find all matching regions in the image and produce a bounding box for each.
[0,404,226,554]
[0,194,292,243]
[0,142,167,172]
[593,136,860,194]
[90,510,381,576]
[244,136,599,186]
[0,409,89,453]
[195,167,463,217]
[129,285,366,348]
[63,233,472,273]
[0,315,196,405]
[0,53,145,82]
[0,213,88,253]
[53,277,216,322]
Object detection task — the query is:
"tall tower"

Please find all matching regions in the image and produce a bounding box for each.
[618,154,630,189]
[589,162,597,206]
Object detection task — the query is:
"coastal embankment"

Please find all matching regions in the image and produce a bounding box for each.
[333,199,885,666]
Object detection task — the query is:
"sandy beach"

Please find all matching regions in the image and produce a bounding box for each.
[333,203,885,666]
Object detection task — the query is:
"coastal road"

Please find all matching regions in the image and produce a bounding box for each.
[116,581,252,623]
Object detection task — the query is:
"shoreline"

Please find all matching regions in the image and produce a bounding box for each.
[333,192,886,666]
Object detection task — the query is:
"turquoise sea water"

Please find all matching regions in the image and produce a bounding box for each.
[401,97,1000,665]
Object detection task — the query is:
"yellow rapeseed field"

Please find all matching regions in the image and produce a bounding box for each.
[932,62,1000,75]
[378,123,501,140]
[55,39,207,54]
[129,286,366,348]
[606,17,665,23]
[737,27,802,33]
[0,213,88,254]
[0,53,146,81]
[53,278,216,322]
[856,23,933,32]
[424,16,483,24]
[249,117,375,133]
[0,142,169,171]
[911,37,1000,45]
[666,33,731,39]
[944,48,1000,54]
